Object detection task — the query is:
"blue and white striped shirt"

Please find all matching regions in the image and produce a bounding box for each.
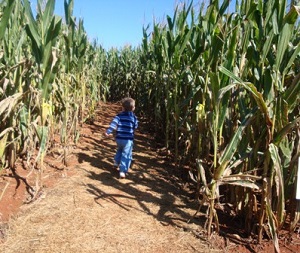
[106,111,138,140]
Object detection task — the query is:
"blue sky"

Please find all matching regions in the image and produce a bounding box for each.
[50,0,188,49]
[32,1,294,50]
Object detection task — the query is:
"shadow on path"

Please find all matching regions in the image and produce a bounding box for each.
[77,103,204,231]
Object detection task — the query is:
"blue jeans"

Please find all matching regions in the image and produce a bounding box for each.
[114,139,133,173]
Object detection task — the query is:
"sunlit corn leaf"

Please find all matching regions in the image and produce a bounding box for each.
[44,16,62,66]
[0,127,13,159]
[40,0,55,34]
[0,93,24,121]
[284,5,300,24]
[222,173,262,181]
[41,101,52,125]
[275,24,293,86]
[269,143,285,226]
[196,159,210,196]
[266,199,280,253]
[219,66,273,126]
[217,83,236,105]
[216,111,254,179]
[218,179,261,190]
[32,123,49,159]
[23,0,42,60]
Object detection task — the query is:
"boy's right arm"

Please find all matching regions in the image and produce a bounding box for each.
[105,115,119,136]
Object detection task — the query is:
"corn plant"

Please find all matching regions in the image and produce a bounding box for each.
[100,1,300,251]
[0,0,108,199]
[0,0,38,175]
[22,0,62,190]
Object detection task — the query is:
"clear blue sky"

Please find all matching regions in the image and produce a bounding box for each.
[32,1,294,50]
[51,0,189,49]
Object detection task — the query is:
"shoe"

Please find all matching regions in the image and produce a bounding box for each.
[119,172,126,179]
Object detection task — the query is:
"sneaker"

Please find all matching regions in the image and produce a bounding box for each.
[119,172,126,179]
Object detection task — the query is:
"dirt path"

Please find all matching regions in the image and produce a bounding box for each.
[0,103,225,253]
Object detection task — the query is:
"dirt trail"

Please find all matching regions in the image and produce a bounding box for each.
[0,103,224,253]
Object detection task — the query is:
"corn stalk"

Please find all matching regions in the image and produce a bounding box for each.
[23,0,62,190]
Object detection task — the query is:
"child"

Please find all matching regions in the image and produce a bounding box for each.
[105,98,138,178]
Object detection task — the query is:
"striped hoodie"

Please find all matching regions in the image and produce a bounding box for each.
[106,111,138,140]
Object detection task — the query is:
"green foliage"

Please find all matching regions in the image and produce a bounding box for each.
[97,1,300,250]
[0,0,105,191]
[0,0,299,250]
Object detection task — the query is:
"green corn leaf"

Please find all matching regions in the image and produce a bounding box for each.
[190,28,203,65]
[269,143,285,226]
[210,72,220,104]
[219,66,273,126]
[266,196,280,253]
[216,112,254,180]
[261,30,274,67]
[217,83,236,105]
[42,0,55,34]
[283,73,300,112]
[219,0,230,16]
[279,137,294,169]
[167,15,174,32]
[246,82,273,126]
[225,25,238,70]
[0,0,15,40]
[43,16,62,68]
[19,106,29,140]
[35,125,49,160]
[272,10,279,35]
[177,28,192,59]
[64,0,74,25]
[274,0,287,27]
[283,41,300,76]
[275,23,292,78]
[273,116,300,145]
[23,0,41,50]
[167,30,174,61]
[284,5,300,25]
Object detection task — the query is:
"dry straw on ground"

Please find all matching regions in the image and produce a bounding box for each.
[0,167,214,253]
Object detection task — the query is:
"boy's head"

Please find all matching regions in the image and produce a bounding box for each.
[122,97,135,112]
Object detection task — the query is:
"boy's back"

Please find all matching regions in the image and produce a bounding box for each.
[110,111,138,140]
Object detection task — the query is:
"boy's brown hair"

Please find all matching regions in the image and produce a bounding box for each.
[122,97,135,111]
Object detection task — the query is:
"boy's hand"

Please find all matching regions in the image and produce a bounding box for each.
[101,132,111,139]
[100,132,109,142]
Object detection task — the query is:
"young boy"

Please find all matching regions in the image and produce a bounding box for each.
[105,98,138,178]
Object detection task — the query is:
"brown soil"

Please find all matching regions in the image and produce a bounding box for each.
[0,102,299,253]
